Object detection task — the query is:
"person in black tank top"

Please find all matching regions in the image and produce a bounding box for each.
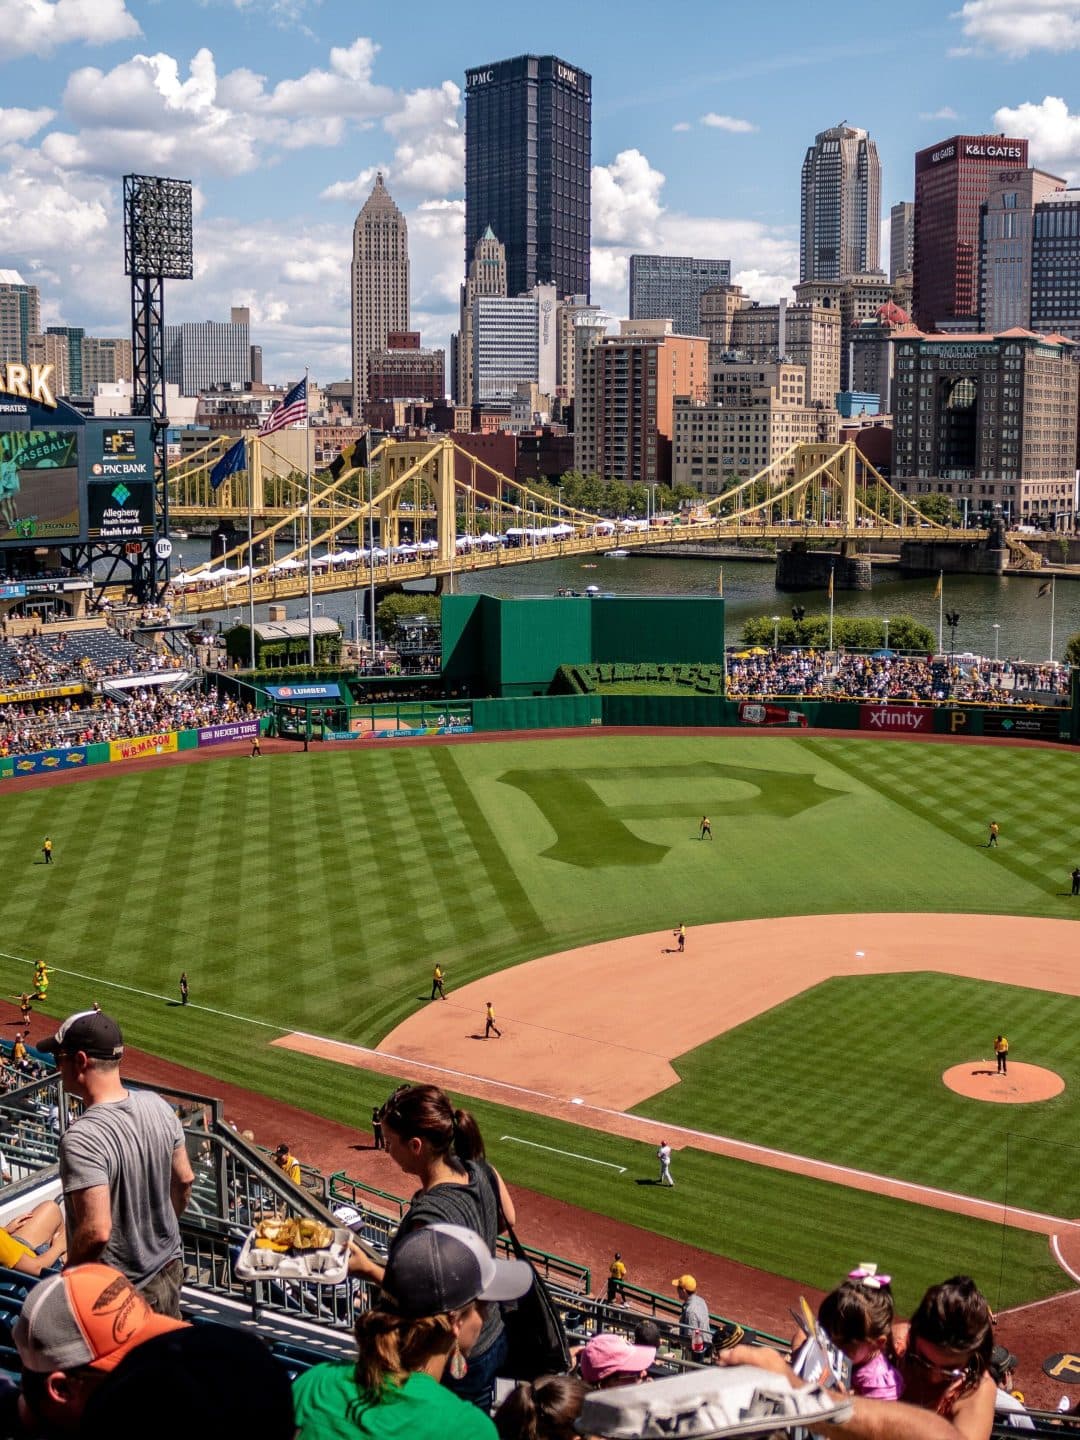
[347,1083,515,1414]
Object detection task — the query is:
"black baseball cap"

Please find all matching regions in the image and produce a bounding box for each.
[381,1223,532,1318]
[39,1010,124,1061]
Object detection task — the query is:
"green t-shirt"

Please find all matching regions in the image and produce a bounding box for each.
[292,1363,498,1440]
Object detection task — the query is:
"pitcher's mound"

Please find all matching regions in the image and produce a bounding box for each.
[943,1062,1064,1104]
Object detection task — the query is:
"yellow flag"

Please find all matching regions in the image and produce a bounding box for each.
[933,572,943,601]
[716,569,723,596]
[827,570,834,601]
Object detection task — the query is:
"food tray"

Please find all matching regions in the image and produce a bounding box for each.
[234,1226,352,1285]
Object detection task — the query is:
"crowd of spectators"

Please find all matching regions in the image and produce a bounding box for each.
[0,690,248,756]
[726,650,1070,705]
[0,627,181,692]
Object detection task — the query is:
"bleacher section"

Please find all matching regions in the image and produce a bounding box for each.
[0,626,172,688]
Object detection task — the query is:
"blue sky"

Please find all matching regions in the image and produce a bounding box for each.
[1,0,1079,382]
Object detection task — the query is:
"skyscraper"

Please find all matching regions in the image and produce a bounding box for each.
[1031,189,1080,340]
[351,173,409,412]
[800,123,881,282]
[465,55,591,301]
[890,202,914,282]
[628,255,731,335]
[980,168,1065,333]
[913,133,1028,330]
[164,311,250,396]
[0,272,40,364]
[454,225,507,405]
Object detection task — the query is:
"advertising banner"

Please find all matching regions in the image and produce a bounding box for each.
[0,683,88,705]
[85,421,155,540]
[1,746,91,778]
[368,724,474,740]
[0,429,81,543]
[982,710,1064,741]
[737,702,808,728]
[265,683,341,701]
[197,719,259,747]
[0,583,26,599]
[859,704,935,734]
[109,731,178,762]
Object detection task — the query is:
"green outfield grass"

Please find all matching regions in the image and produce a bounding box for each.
[636,972,1080,1218]
[1,733,1077,1307]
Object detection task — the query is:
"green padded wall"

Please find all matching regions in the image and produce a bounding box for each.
[590,597,725,664]
[440,595,485,684]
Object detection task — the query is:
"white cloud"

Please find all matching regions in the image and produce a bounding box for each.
[261,37,394,118]
[954,0,1080,55]
[700,113,757,134]
[591,149,666,246]
[589,146,797,323]
[920,106,959,120]
[0,0,139,60]
[672,121,691,133]
[993,94,1080,179]
[320,165,393,203]
[0,107,56,145]
[386,81,461,135]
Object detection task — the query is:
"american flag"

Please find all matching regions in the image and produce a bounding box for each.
[260,377,307,436]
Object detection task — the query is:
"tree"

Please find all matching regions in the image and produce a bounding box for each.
[914,492,960,526]
[741,612,934,652]
[1064,632,1080,668]
[375,592,440,635]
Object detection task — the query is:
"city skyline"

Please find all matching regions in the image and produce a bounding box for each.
[2,0,1080,381]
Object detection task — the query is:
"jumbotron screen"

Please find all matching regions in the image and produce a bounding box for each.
[0,429,81,543]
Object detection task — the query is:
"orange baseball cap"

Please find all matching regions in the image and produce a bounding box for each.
[673,1274,697,1292]
[14,1264,188,1373]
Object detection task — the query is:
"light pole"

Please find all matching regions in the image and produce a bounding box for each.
[992,622,1000,662]
[772,615,781,651]
[883,617,890,653]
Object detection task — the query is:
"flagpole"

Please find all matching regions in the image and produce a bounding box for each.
[938,570,944,655]
[828,565,835,652]
[305,369,314,668]
[247,436,255,671]
[1049,576,1056,662]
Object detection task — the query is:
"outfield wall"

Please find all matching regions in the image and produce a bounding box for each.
[0,718,262,780]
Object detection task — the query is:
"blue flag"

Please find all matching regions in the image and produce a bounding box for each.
[210,438,246,491]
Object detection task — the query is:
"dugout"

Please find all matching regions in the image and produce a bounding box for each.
[441,594,726,697]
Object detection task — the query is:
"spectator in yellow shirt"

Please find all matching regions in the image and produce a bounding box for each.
[273,1143,302,1185]
[0,1198,66,1275]
[607,1252,628,1304]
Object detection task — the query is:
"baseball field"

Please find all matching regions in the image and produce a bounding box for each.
[2,730,1079,1314]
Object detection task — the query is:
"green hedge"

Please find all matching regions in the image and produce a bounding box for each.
[554,663,727,696]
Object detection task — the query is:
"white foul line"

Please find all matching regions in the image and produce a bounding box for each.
[1051,1235,1080,1286]
[500,1135,626,1173]
[0,950,282,1032]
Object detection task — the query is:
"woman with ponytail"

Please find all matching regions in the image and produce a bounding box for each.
[295,1223,532,1439]
[494,1375,589,1440]
[348,1084,516,1412]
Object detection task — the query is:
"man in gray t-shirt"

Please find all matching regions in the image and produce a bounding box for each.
[42,1010,193,1318]
[674,1274,714,1352]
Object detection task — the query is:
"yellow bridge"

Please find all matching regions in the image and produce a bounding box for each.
[169,435,986,615]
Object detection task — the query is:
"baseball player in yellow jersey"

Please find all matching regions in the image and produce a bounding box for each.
[994,1034,1009,1074]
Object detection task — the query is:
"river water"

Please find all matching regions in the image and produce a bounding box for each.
[173,537,1079,663]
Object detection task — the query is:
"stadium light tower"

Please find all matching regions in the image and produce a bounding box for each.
[124,174,193,601]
